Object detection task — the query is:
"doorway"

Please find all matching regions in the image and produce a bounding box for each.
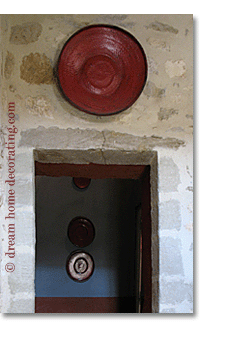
[35,162,155,313]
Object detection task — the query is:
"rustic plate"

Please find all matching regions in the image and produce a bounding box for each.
[66,250,94,282]
[68,217,95,248]
[57,25,147,115]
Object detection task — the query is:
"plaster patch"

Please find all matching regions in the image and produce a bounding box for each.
[4,51,15,79]
[160,199,181,230]
[10,22,42,44]
[165,60,186,78]
[25,96,54,118]
[158,108,178,121]
[20,53,53,84]
[144,81,165,98]
[145,21,178,34]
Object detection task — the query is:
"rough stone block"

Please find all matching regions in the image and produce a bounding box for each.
[15,152,34,174]
[165,60,187,78]
[160,279,193,305]
[175,299,193,313]
[159,157,181,192]
[145,21,178,34]
[10,22,42,44]
[19,127,104,149]
[15,178,34,208]
[19,127,184,150]
[8,253,35,295]
[15,210,35,246]
[20,53,53,84]
[160,199,181,230]
[144,81,166,98]
[25,96,54,118]
[9,298,34,313]
[158,108,178,121]
[160,237,184,276]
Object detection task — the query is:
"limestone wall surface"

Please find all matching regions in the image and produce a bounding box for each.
[0,14,193,313]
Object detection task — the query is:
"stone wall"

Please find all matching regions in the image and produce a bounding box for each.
[0,14,193,313]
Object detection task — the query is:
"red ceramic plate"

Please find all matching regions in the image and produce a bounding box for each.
[68,217,95,248]
[57,25,147,116]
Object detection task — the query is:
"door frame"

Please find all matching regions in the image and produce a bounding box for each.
[34,151,159,313]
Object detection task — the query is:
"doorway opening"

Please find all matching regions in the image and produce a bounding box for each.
[34,156,158,313]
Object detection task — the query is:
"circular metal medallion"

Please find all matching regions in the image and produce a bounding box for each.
[57,24,147,116]
[66,250,94,282]
[68,217,95,248]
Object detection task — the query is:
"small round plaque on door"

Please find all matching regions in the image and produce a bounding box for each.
[66,250,94,282]
[68,217,95,248]
[72,177,91,190]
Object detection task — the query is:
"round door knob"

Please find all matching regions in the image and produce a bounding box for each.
[68,217,95,248]
[66,250,94,282]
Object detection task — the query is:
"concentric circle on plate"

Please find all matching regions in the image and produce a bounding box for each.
[66,250,94,282]
[57,24,147,115]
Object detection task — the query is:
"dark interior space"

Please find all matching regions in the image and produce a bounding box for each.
[35,162,153,313]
